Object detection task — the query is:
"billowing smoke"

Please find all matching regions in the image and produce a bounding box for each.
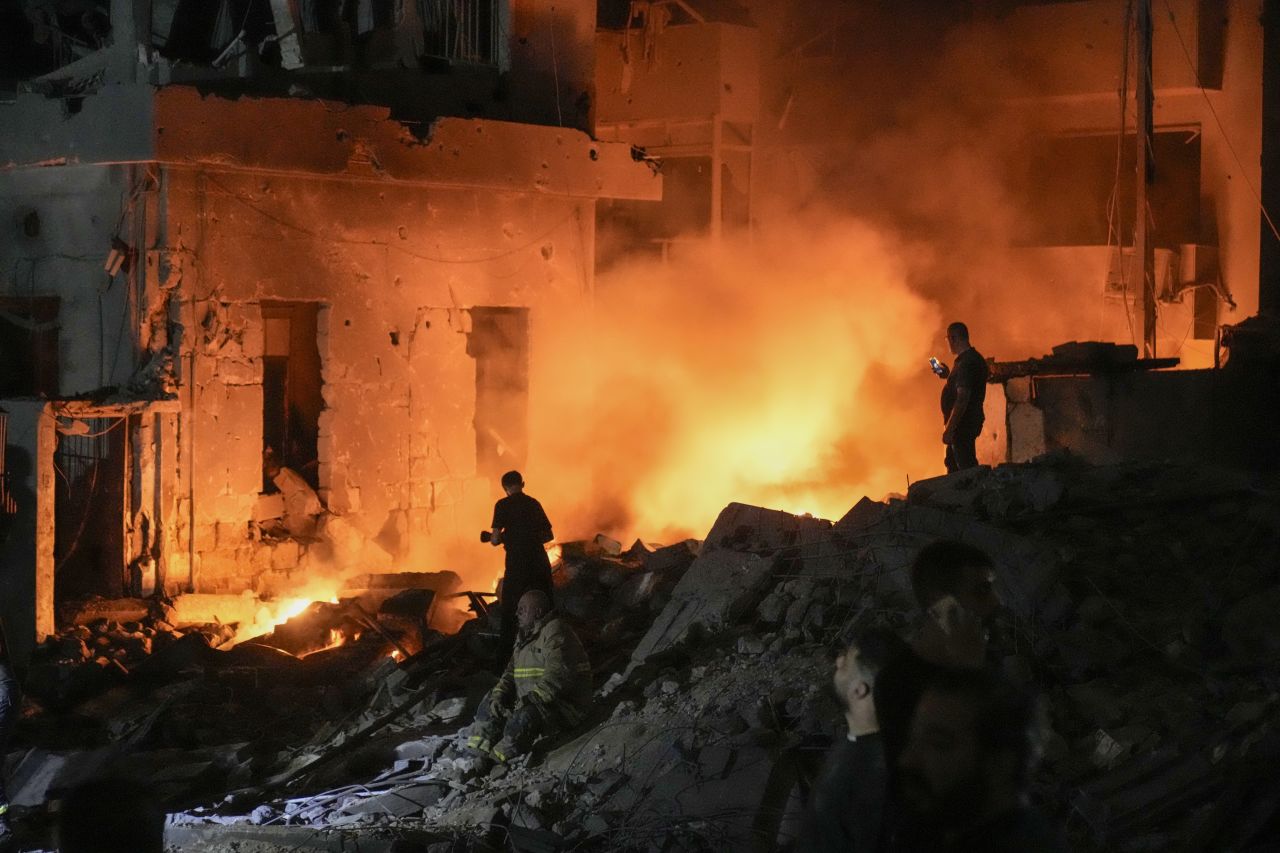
[529,217,941,541]
[525,1,1130,541]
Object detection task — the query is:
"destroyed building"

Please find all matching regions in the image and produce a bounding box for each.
[1,1,1280,851]
[0,0,660,663]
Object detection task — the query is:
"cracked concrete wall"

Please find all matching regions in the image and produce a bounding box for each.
[168,166,596,592]
[0,164,148,395]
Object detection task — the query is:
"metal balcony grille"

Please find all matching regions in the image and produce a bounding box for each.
[421,0,499,65]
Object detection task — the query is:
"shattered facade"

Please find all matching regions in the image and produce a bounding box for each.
[1,0,659,661]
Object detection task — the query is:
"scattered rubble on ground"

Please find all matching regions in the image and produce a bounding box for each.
[5,455,1280,851]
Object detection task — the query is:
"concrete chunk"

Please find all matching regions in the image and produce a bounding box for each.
[702,502,832,555]
[627,549,778,668]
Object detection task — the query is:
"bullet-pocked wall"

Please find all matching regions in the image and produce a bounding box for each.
[167,166,596,593]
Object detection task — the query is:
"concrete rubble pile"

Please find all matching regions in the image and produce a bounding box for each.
[6,455,1279,851]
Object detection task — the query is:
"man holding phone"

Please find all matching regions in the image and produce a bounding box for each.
[931,321,989,473]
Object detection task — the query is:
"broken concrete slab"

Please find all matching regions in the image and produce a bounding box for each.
[701,502,832,555]
[626,549,778,669]
[66,597,152,626]
[642,539,701,573]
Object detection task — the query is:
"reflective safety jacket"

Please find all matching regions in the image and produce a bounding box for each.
[491,614,592,725]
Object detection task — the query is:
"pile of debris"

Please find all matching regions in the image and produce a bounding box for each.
[7,455,1280,852]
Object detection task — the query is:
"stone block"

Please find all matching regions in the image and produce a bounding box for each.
[612,571,657,609]
[626,549,779,669]
[643,539,701,574]
[593,534,623,556]
[834,496,887,535]
[702,503,832,555]
[170,592,259,627]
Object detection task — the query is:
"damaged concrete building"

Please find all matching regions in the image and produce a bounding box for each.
[0,0,659,661]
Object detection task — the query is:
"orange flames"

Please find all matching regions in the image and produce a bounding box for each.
[529,220,944,542]
[227,583,343,646]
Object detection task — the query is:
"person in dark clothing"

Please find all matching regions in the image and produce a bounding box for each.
[0,618,18,842]
[898,667,1066,853]
[798,626,910,853]
[875,541,1002,770]
[933,321,990,473]
[487,470,555,669]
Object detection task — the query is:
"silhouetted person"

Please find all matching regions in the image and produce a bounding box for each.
[933,321,989,472]
[57,777,164,853]
[876,540,1002,769]
[466,590,590,762]
[898,668,1066,852]
[487,470,554,669]
[798,626,909,853]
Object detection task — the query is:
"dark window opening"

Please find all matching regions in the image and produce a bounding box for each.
[1013,129,1203,248]
[262,302,323,490]
[1193,285,1219,340]
[0,0,111,82]
[161,0,276,64]
[0,297,59,398]
[54,416,127,607]
[468,308,530,480]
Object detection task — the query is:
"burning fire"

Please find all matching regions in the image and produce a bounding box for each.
[530,221,943,542]
[227,583,344,646]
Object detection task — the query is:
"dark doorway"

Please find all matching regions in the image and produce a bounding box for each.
[54,417,127,607]
[468,308,530,480]
[261,302,323,489]
[0,296,59,398]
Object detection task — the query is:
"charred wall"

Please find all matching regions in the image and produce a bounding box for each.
[166,165,596,592]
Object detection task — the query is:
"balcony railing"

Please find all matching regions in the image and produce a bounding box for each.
[421,0,500,66]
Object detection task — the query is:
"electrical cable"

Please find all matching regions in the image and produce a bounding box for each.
[548,1,563,127]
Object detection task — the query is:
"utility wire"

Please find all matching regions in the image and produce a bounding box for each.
[1160,0,1280,244]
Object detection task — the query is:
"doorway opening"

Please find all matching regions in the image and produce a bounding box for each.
[53,416,127,610]
[468,308,530,480]
[261,302,323,489]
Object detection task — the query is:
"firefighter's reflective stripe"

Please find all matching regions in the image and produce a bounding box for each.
[467,734,493,754]
[504,615,592,727]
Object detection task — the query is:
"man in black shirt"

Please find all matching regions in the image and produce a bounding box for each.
[898,667,1066,853]
[798,626,909,852]
[934,321,990,473]
[487,470,555,669]
[876,540,1002,769]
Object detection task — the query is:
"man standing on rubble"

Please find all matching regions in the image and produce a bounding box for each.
[933,321,989,473]
[466,590,591,763]
[798,626,908,852]
[486,470,555,668]
[898,667,1066,852]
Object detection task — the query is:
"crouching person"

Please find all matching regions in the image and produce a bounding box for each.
[467,590,591,762]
